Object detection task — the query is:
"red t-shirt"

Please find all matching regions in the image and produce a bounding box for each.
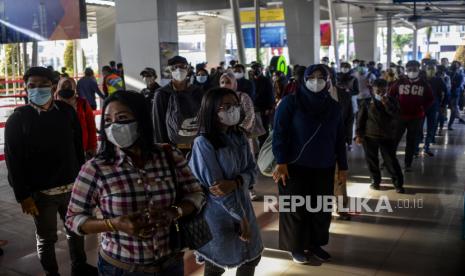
[388,77,434,120]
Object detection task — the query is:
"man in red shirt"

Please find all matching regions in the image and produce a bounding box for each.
[389,60,434,172]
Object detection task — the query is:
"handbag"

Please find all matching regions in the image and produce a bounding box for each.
[257,131,275,177]
[257,124,322,177]
[160,144,213,251]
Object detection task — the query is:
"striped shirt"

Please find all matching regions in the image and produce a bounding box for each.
[65,146,204,265]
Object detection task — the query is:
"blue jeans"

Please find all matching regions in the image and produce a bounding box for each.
[97,255,184,276]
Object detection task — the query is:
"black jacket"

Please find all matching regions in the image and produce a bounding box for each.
[152,82,203,143]
[356,96,400,140]
[253,75,274,112]
[5,101,84,202]
[237,78,255,100]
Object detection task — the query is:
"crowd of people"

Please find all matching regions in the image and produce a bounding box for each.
[1,53,464,275]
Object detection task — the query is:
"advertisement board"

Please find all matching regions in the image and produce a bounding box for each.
[0,0,87,44]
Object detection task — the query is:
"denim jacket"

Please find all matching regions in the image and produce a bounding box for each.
[188,131,263,268]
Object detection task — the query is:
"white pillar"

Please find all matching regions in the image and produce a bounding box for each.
[387,15,392,66]
[96,6,116,74]
[412,28,418,61]
[352,7,377,61]
[115,0,178,90]
[75,39,84,76]
[204,17,227,68]
[284,0,320,66]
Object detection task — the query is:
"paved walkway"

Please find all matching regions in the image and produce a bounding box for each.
[0,121,464,275]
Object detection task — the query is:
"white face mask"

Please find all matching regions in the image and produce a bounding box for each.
[374,94,382,101]
[196,75,208,84]
[341,68,350,74]
[105,121,139,149]
[233,72,244,79]
[407,71,419,79]
[305,79,327,93]
[218,106,241,126]
[172,68,188,81]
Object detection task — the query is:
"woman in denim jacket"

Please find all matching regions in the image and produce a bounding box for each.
[189,87,263,275]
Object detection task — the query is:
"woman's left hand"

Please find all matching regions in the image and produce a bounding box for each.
[338,170,348,185]
[209,180,237,196]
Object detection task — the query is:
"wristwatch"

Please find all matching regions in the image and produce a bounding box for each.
[171,205,183,220]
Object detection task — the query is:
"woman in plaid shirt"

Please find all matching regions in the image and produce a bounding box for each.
[66,91,205,275]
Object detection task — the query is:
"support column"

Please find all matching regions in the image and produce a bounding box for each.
[284,0,320,66]
[254,0,261,63]
[115,0,178,90]
[328,0,339,68]
[230,0,245,64]
[76,39,84,76]
[96,6,116,74]
[204,17,227,68]
[346,3,350,62]
[412,28,418,61]
[386,14,392,66]
[352,7,377,61]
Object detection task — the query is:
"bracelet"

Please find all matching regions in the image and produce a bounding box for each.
[104,219,117,232]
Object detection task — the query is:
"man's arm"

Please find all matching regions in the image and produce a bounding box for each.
[152,90,170,143]
[4,112,30,202]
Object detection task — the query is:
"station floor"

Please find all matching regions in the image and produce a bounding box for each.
[0,123,465,275]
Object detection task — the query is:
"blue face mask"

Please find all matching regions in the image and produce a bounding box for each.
[28,87,52,106]
[374,94,382,101]
[196,75,208,84]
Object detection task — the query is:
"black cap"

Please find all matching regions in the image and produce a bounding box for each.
[140,67,157,76]
[406,60,420,68]
[167,55,188,66]
[23,67,54,83]
[251,61,262,68]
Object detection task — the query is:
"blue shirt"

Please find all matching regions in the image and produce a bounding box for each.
[77,77,105,108]
[273,87,348,170]
[188,132,263,268]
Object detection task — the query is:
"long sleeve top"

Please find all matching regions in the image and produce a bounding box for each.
[273,87,348,170]
[188,132,263,268]
[5,101,84,201]
[66,146,204,264]
[77,76,105,108]
[388,77,434,120]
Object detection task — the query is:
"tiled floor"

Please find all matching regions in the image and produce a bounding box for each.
[1,123,465,276]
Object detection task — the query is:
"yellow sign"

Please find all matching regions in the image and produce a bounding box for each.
[240,8,285,24]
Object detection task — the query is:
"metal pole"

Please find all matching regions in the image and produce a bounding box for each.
[22,42,28,72]
[328,0,340,68]
[3,44,9,95]
[346,3,350,62]
[255,0,261,63]
[31,41,38,66]
[386,14,392,66]
[413,28,418,61]
[73,40,77,77]
[230,0,246,64]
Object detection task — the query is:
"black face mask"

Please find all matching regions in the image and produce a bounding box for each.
[58,89,75,99]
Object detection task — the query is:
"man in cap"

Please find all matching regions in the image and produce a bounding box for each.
[152,56,204,150]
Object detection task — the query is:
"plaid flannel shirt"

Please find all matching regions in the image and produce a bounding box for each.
[65,146,204,265]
